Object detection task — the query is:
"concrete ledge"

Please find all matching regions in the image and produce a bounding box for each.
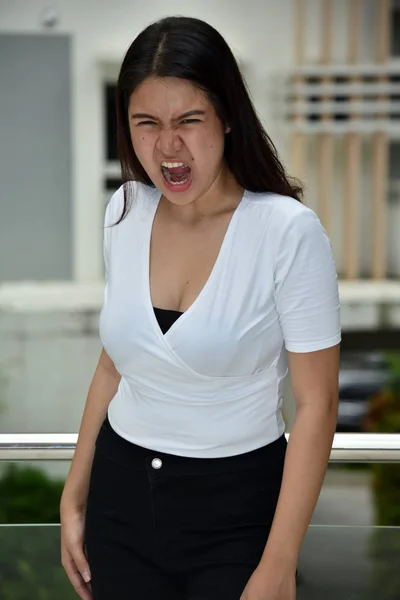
[1,280,400,313]
[0,282,104,312]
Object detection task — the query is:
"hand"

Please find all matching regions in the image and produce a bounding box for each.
[61,506,92,600]
[240,561,296,600]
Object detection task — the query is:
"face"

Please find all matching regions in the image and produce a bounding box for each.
[128,77,227,205]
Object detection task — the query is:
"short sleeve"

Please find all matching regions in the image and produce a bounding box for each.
[103,184,126,280]
[273,208,341,353]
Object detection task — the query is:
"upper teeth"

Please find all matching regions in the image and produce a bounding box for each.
[161,162,187,168]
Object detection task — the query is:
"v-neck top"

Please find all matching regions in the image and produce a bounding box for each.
[99,182,341,458]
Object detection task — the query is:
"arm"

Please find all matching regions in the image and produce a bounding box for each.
[60,349,120,600]
[241,205,341,599]
[61,193,121,600]
[260,344,340,569]
[61,348,121,512]
[258,208,341,575]
[241,346,340,600]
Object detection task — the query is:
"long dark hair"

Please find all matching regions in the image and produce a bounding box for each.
[115,15,303,221]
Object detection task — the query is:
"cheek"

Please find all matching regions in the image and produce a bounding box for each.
[193,130,224,168]
[189,126,224,155]
[131,132,156,167]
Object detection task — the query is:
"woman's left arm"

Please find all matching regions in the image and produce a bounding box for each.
[241,344,340,599]
[241,205,341,599]
[261,343,340,567]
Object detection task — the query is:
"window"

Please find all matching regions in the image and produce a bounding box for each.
[105,83,118,162]
[103,82,122,214]
[391,0,400,56]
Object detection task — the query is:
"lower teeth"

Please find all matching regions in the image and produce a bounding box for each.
[170,176,190,186]
[162,169,190,186]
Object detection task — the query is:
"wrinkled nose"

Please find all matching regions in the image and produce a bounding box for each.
[156,128,183,155]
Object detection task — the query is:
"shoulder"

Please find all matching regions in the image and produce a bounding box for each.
[243,190,325,242]
[105,181,158,226]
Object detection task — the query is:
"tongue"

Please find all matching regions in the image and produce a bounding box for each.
[167,166,191,182]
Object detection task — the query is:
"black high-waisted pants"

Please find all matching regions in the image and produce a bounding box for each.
[85,417,287,599]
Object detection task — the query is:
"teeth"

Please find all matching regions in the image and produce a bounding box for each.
[162,169,191,186]
[161,161,187,168]
[169,175,190,185]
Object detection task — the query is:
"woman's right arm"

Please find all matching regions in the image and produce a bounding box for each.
[60,348,120,599]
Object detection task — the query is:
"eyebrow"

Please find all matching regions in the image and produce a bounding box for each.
[131,109,206,121]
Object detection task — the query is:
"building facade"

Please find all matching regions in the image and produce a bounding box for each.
[0,0,399,434]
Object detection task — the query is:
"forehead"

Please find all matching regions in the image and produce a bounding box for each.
[128,77,210,117]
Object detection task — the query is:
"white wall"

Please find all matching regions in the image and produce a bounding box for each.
[0,310,100,434]
[1,0,291,281]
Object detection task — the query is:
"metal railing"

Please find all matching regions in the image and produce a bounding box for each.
[0,433,399,462]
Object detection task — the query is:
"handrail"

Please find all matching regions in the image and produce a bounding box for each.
[0,433,399,462]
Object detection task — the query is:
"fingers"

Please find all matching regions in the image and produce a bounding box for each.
[62,548,92,600]
[73,544,92,584]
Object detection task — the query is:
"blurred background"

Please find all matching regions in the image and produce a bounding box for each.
[0,1,399,598]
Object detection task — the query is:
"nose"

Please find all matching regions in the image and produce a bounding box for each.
[156,127,183,155]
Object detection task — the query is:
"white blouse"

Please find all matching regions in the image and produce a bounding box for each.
[100,182,341,458]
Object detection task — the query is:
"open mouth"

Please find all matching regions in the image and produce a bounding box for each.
[161,161,192,189]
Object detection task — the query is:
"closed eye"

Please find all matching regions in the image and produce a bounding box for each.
[135,119,202,128]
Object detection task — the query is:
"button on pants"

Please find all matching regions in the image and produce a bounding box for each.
[85,417,287,599]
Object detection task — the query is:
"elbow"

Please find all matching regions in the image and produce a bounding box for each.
[295,393,339,420]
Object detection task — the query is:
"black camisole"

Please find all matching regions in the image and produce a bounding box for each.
[153,306,183,335]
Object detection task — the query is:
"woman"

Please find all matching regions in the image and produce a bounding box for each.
[60,15,341,600]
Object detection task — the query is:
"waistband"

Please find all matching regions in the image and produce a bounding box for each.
[96,416,287,475]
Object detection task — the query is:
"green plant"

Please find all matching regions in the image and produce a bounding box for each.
[0,526,74,600]
[0,464,64,524]
[360,352,400,599]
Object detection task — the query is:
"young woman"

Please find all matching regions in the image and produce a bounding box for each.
[61,15,341,600]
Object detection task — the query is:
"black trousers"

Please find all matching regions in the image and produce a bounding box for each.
[85,417,287,599]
